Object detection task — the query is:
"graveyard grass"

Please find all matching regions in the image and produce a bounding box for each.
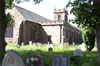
[1,44,100,66]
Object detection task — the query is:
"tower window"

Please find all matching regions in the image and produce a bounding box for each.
[58,15,61,21]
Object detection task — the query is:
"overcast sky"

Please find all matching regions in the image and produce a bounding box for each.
[15,0,77,27]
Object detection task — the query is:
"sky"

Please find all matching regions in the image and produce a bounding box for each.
[15,0,76,27]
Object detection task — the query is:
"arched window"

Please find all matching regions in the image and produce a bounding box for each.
[58,15,61,21]
[5,13,14,38]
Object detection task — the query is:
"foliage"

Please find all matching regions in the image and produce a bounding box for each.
[6,13,13,26]
[26,57,38,65]
[82,27,95,51]
[6,0,13,9]
[66,0,97,51]
[0,52,6,64]
[66,0,100,28]
[34,0,43,4]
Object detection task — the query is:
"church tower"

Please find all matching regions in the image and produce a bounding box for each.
[53,8,68,22]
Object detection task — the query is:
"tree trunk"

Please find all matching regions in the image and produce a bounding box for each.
[94,0,100,61]
[0,0,7,54]
[95,27,100,61]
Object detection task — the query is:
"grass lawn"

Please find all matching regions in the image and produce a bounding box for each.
[1,44,100,66]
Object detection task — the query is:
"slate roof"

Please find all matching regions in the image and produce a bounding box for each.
[15,5,50,23]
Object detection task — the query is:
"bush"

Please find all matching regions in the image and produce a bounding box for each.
[82,27,95,51]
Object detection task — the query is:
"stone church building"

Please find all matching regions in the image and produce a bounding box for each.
[5,5,82,45]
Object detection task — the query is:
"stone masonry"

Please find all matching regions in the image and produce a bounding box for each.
[5,6,83,45]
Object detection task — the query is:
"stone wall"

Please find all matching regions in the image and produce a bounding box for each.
[5,38,13,43]
[64,25,83,44]
[39,25,61,44]
[5,7,25,44]
[18,21,40,44]
[5,7,82,45]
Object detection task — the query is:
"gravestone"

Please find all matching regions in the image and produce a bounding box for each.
[33,43,36,46]
[48,47,53,52]
[49,44,54,48]
[2,50,25,66]
[26,55,44,66]
[73,49,83,57]
[29,41,32,46]
[16,44,20,48]
[21,42,24,46]
[33,43,38,47]
[52,55,70,66]
[37,43,41,47]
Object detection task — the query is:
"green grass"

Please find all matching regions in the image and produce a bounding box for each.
[1,44,100,66]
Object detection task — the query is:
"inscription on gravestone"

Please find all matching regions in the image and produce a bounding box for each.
[8,56,14,64]
[52,56,70,66]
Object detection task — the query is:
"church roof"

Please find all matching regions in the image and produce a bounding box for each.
[15,5,50,23]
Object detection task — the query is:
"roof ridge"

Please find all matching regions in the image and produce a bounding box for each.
[14,5,50,23]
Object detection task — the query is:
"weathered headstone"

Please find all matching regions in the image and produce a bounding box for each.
[49,44,54,48]
[21,42,24,46]
[48,47,53,52]
[52,55,70,66]
[16,44,20,48]
[33,43,38,47]
[26,55,44,66]
[33,43,36,46]
[2,50,25,66]
[29,41,32,46]
[73,49,83,57]
[37,43,41,47]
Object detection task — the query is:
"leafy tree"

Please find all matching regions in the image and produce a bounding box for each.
[67,0,100,61]
[82,27,95,51]
[0,0,42,54]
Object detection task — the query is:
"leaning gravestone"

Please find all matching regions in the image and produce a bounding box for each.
[2,50,25,66]
[26,55,44,66]
[73,49,83,57]
[52,55,70,66]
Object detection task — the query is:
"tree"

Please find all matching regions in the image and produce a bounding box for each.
[82,27,95,51]
[0,0,7,54]
[67,0,100,61]
[0,0,42,54]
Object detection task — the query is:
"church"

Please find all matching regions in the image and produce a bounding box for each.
[5,5,82,45]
